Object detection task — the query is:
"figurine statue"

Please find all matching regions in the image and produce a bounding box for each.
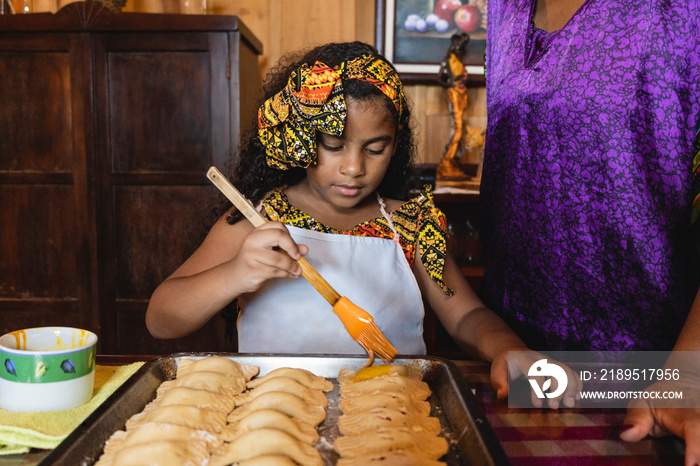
[436,33,470,180]
[462,126,485,179]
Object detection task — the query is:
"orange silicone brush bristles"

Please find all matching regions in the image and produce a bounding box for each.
[332,297,398,362]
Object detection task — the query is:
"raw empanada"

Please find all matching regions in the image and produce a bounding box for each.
[334,427,448,460]
[247,367,333,392]
[100,422,219,460]
[222,408,319,444]
[157,370,246,396]
[336,450,447,466]
[235,455,300,466]
[236,376,328,408]
[178,357,259,381]
[338,407,441,436]
[101,439,210,466]
[209,428,323,466]
[125,404,227,433]
[227,391,326,427]
[339,375,431,400]
[338,391,431,417]
[338,363,422,383]
[148,386,235,413]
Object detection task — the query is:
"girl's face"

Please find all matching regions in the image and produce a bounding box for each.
[304,97,398,212]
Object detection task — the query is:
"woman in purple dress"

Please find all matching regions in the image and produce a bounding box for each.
[482,0,700,459]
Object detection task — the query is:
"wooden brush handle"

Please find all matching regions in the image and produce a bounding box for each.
[207,167,266,228]
[206,166,341,305]
[295,259,341,304]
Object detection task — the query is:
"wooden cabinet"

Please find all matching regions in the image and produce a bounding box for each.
[0,2,262,354]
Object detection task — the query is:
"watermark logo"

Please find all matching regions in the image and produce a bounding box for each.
[528,358,568,399]
[510,351,697,409]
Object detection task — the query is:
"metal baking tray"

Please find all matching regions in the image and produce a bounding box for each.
[40,353,510,465]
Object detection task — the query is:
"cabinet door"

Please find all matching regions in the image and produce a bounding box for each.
[92,32,234,354]
[0,33,99,336]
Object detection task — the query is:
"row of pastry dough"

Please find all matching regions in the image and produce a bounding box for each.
[334,364,449,466]
[208,366,333,466]
[95,356,259,466]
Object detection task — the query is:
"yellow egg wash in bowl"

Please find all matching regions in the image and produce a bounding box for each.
[0,327,98,412]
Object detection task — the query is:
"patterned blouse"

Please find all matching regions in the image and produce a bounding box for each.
[259,185,453,295]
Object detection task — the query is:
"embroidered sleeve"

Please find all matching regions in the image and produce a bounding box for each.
[260,192,284,222]
[417,186,454,296]
[692,123,700,225]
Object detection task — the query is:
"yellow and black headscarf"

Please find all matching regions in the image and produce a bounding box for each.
[257,55,406,170]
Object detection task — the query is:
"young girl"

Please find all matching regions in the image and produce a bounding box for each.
[146,41,540,400]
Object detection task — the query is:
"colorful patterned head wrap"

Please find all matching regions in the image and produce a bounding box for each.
[257,54,406,170]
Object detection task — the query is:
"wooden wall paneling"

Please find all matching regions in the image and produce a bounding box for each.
[1,185,79,311]
[20,0,381,111]
[424,113,452,164]
[355,0,376,44]
[0,31,98,336]
[207,0,270,71]
[407,84,487,164]
[27,0,58,12]
[8,0,77,14]
[91,28,245,353]
[228,26,264,168]
[203,0,375,82]
[110,186,206,306]
[0,37,74,171]
[404,85,428,162]
[12,0,494,164]
[102,35,219,174]
[117,310,230,354]
[258,0,372,80]
[111,185,230,354]
[71,31,102,343]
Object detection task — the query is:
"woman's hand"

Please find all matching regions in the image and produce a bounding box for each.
[491,350,582,409]
[229,222,308,294]
[621,396,700,466]
[620,360,700,466]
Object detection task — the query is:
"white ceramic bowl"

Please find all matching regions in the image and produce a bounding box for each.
[0,327,98,412]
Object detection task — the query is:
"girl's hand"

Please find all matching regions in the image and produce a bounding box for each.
[490,350,582,409]
[229,222,308,294]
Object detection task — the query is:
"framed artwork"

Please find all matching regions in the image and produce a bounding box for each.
[375,0,487,84]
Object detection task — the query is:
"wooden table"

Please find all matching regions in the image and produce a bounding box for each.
[453,360,686,465]
[2,357,686,465]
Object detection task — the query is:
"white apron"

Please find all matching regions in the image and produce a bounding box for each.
[237,223,427,355]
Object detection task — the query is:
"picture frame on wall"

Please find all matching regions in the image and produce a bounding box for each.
[375,0,487,84]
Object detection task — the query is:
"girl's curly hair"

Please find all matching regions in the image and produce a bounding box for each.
[214,41,417,225]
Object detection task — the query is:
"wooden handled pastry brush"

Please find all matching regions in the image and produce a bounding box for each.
[206,166,398,363]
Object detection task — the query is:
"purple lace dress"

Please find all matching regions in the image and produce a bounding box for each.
[481,0,700,351]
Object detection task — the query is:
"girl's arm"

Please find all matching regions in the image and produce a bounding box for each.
[413,251,529,361]
[414,248,580,406]
[146,209,307,339]
[414,248,530,400]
